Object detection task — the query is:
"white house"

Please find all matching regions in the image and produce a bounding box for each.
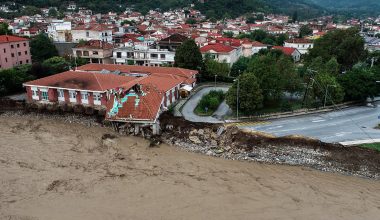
[200,43,241,66]
[284,38,313,55]
[47,20,72,42]
[71,24,113,43]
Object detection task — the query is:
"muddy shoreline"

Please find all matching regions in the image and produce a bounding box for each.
[1,110,379,179]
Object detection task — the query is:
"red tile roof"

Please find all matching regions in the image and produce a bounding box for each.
[200,43,235,53]
[272,46,297,56]
[251,41,267,47]
[24,71,138,92]
[140,75,182,92]
[0,35,29,43]
[77,64,198,79]
[106,84,164,122]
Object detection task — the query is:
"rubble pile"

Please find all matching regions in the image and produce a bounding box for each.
[159,113,380,179]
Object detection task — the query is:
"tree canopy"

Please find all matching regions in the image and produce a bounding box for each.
[30,33,59,63]
[306,28,366,69]
[174,39,203,71]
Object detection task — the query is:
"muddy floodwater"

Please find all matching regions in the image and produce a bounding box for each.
[0,114,379,220]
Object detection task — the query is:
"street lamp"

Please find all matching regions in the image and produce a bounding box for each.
[324,84,337,108]
[214,74,217,89]
[234,78,240,120]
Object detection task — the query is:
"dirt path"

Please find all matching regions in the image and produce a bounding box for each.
[0,114,379,220]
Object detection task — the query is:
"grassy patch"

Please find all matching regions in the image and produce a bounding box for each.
[194,90,225,116]
[360,143,380,152]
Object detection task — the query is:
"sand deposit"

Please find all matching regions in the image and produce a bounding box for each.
[0,113,379,220]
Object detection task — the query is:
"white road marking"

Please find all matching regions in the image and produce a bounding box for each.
[312,119,326,123]
[266,125,283,130]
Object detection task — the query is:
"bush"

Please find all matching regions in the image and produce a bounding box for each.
[195,90,225,115]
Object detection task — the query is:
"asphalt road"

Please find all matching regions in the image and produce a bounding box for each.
[240,105,380,143]
[182,86,231,123]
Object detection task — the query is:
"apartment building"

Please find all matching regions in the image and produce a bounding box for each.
[0,35,31,69]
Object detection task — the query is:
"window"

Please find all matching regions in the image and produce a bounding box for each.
[23,42,26,47]
[11,45,14,48]
[69,91,77,102]
[92,51,98,55]
[116,52,122,58]
[76,50,82,57]
[41,91,48,101]
[160,54,165,59]
[3,49,5,53]
[86,31,89,37]
[11,53,14,57]
[19,61,22,64]
[5,58,8,62]
[17,44,20,48]
[18,52,21,56]
[25,51,28,55]
[26,59,29,63]
[83,51,89,56]
[151,53,158,59]
[32,90,37,97]
[93,93,101,105]
[58,89,64,99]
[69,91,76,99]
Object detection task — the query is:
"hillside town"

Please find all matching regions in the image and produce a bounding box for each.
[0,2,379,69]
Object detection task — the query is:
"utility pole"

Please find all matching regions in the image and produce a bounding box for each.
[302,69,317,107]
[214,74,217,89]
[234,78,240,120]
[324,85,336,108]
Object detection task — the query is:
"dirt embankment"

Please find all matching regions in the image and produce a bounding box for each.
[159,113,380,179]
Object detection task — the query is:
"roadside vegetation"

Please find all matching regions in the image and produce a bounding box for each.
[194,90,225,116]
[360,143,380,152]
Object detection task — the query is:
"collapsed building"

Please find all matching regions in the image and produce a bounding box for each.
[23,64,198,134]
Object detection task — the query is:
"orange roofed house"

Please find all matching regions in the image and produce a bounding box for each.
[23,64,198,134]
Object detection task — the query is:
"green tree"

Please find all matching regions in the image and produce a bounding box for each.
[275,34,288,46]
[311,73,345,106]
[48,8,58,17]
[185,18,197,25]
[204,59,230,78]
[247,54,283,101]
[299,25,312,38]
[42,56,70,76]
[174,39,203,71]
[21,5,41,16]
[30,33,59,63]
[0,65,34,96]
[223,31,234,38]
[307,28,367,69]
[226,72,263,114]
[230,57,250,77]
[246,17,256,24]
[338,67,378,101]
[0,22,12,35]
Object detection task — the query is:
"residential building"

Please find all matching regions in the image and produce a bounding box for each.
[72,40,114,64]
[0,35,31,69]
[156,34,188,51]
[284,38,313,54]
[23,64,198,134]
[71,24,113,43]
[200,43,241,66]
[272,46,301,62]
[47,20,72,42]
